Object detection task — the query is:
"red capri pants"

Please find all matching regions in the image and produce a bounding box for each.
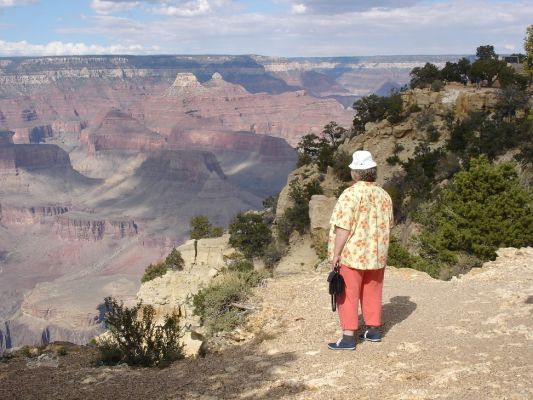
[337,265,385,330]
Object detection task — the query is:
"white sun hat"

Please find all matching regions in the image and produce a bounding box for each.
[348,150,377,170]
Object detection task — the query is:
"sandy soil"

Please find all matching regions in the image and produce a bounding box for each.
[1,247,531,400]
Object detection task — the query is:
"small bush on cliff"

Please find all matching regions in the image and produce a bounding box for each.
[410,63,441,89]
[193,270,267,334]
[229,213,272,258]
[190,215,224,240]
[296,122,348,171]
[165,248,185,271]
[332,151,353,182]
[141,262,168,283]
[352,93,404,134]
[98,297,184,367]
[277,178,323,243]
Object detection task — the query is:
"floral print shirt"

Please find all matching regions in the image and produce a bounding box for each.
[328,181,393,270]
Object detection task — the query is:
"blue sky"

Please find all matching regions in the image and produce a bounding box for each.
[0,0,531,56]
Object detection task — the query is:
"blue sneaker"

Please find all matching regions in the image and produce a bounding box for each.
[327,337,356,350]
[359,328,382,342]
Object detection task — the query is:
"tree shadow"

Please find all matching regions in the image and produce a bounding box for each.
[3,343,305,400]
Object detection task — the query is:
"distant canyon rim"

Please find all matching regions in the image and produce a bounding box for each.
[0,54,462,350]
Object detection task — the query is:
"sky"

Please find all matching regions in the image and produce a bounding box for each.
[0,0,531,57]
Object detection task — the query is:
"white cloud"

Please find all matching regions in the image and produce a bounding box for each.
[90,0,141,14]
[281,0,419,14]
[153,0,228,17]
[12,0,533,57]
[0,39,150,56]
[0,0,36,7]
[291,3,307,14]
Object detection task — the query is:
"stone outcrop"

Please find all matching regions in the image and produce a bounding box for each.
[338,84,505,185]
[136,235,233,356]
[0,144,71,173]
[86,109,165,154]
[308,195,337,242]
[165,72,208,96]
[401,84,500,118]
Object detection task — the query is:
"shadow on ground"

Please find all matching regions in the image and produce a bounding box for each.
[381,296,417,335]
[355,295,417,337]
[0,342,305,400]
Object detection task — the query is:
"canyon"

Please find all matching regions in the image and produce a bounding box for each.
[0,54,459,350]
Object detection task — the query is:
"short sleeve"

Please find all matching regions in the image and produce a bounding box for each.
[330,190,356,231]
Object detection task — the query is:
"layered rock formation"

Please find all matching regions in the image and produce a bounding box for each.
[85,109,166,154]
[139,72,352,145]
[0,144,71,173]
[54,213,138,241]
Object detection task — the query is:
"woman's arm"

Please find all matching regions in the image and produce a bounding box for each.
[331,226,350,269]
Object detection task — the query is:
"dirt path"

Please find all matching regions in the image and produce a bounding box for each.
[1,248,532,399]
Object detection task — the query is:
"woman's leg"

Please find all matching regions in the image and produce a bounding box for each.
[337,265,364,334]
[360,268,385,327]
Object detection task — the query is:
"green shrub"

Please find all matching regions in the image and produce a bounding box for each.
[332,151,353,182]
[141,262,168,283]
[430,79,445,92]
[426,125,440,142]
[448,112,531,164]
[387,237,416,269]
[229,213,272,257]
[57,346,67,356]
[262,194,279,211]
[352,93,404,133]
[408,104,422,113]
[312,238,328,261]
[193,270,267,335]
[386,155,400,166]
[410,63,441,89]
[276,178,323,243]
[210,226,224,237]
[98,297,184,367]
[165,248,185,271]
[262,241,286,268]
[420,157,533,262]
[383,176,406,223]
[190,215,223,239]
[401,143,445,200]
[227,257,254,273]
[276,213,293,244]
[190,215,212,240]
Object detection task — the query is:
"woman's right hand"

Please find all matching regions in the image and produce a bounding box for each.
[331,256,340,271]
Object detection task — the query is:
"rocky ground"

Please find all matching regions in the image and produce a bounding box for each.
[1,247,532,400]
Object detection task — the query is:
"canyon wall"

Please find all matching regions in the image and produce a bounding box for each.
[0,54,460,350]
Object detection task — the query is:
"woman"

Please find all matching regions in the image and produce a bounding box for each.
[327,150,393,350]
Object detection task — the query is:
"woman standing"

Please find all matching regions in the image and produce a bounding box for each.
[327,150,393,350]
